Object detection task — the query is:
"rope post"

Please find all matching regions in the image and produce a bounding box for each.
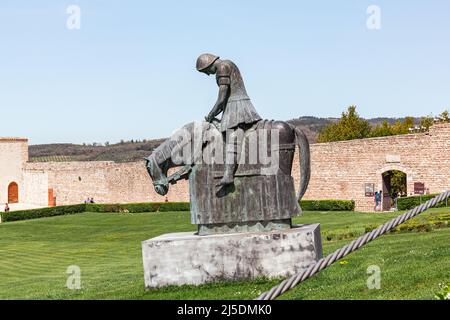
[256,190,450,301]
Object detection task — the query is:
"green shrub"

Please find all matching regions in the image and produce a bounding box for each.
[1,202,191,223]
[300,199,355,211]
[158,202,190,212]
[86,203,157,213]
[86,202,190,213]
[364,224,378,233]
[1,204,86,222]
[397,194,449,210]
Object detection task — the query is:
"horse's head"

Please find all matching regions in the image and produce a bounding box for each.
[145,154,170,196]
[144,120,215,196]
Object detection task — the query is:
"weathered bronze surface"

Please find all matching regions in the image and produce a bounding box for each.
[197,54,262,188]
[145,55,311,235]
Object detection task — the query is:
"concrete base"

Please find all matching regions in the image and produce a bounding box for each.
[142,224,322,288]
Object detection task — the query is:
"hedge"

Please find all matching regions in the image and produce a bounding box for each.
[300,199,355,211]
[397,194,449,211]
[1,204,86,222]
[85,202,190,213]
[0,202,191,222]
[1,199,357,222]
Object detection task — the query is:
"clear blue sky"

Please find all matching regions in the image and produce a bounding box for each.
[1,1,449,144]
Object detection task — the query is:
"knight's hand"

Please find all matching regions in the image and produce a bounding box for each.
[169,172,181,184]
[205,114,213,123]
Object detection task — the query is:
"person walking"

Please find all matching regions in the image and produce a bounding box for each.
[374,191,383,211]
[378,190,383,211]
[374,191,379,211]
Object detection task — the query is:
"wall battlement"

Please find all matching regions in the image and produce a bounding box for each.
[0,137,28,142]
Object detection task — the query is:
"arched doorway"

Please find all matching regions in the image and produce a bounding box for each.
[8,182,19,204]
[381,170,407,211]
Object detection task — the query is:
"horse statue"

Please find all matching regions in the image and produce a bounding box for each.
[145,119,310,235]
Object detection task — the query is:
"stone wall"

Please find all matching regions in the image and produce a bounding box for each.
[292,123,450,211]
[25,161,190,205]
[5,124,449,212]
[21,170,49,206]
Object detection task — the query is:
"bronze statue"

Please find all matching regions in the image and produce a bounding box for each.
[145,54,311,235]
[197,54,262,187]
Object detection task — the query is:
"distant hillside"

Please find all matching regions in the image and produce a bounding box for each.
[287,116,335,143]
[29,116,421,162]
[29,139,165,163]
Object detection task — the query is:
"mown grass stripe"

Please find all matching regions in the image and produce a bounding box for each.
[0,209,448,299]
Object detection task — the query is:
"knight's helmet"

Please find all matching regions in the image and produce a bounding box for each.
[196,53,219,72]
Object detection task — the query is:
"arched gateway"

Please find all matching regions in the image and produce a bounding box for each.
[381,170,407,211]
[8,182,19,203]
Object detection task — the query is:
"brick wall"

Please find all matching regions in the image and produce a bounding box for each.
[25,161,190,205]
[18,123,450,211]
[292,123,450,211]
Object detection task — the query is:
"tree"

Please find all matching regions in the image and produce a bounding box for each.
[317,106,371,142]
[420,115,434,131]
[371,120,394,137]
[383,170,407,198]
[391,116,415,135]
[439,110,449,122]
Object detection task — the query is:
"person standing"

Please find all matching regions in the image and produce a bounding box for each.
[374,191,379,211]
[378,190,383,211]
[375,191,382,211]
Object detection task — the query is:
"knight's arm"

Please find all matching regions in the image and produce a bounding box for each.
[207,84,229,120]
[167,164,192,184]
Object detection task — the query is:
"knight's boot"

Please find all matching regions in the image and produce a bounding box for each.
[219,129,242,187]
[218,163,237,186]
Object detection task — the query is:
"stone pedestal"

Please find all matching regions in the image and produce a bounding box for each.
[142,224,322,288]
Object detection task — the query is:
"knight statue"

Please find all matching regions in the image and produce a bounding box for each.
[145,54,311,235]
[196,53,262,188]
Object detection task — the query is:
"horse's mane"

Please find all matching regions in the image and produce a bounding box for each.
[151,121,215,165]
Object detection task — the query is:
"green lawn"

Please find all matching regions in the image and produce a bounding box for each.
[0,208,448,300]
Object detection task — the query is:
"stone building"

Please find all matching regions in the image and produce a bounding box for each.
[0,138,48,211]
[1,123,449,212]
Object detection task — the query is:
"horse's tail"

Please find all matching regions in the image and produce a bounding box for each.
[293,127,311,202]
